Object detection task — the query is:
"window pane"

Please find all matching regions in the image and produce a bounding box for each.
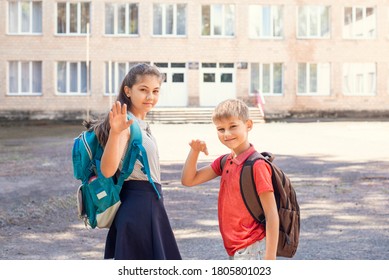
[250,63,260,93]
[21,2,30,33]
[70,3,77,33]
[273,63,282,93]
[298,7,307,37]
[298,63,307,93]
[105,4,114,34]
[118,63,126,92]
[203,73,215,82]
[202,5,210,35]
[165,5,174,35]
[81,2,90,33]
[57,3,66,33]
[309,64,317,92]
[21,62,30,92]
[118,4,126,34]
[262,64,270,93]
[220,63,234,68]
[309,7,318,36]
[9,2,18,33]
[221,73,232,83]
[153,4,163,35]
[32,2,42,33]
[81,62,87,93]
[9,62,18,93]
[32,62,42,92]
[273,6,283,37]
[57,62,67,93]
[171,63,186,68]
[225,5,235,36]
[70,63,78,92]
[177,4,186,35]
[202,63,216,68]
[321,7,329,37]
[129,4,138,34]
[262,6,271,37]
[213,5,222,35]
[173,73,184,83]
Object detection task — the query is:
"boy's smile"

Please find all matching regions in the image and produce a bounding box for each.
[214,116,253,157]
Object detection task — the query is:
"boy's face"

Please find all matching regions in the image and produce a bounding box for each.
[214,116,253,155]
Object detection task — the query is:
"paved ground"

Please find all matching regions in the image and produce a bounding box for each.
[0,120,388,260]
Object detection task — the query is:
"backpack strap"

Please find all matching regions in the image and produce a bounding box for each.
[117,115,161,199]
[240,151,275,224]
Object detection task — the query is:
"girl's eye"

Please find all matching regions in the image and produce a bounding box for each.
[218,129,225,132]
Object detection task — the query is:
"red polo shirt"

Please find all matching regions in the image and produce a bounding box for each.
[211,145,273,256]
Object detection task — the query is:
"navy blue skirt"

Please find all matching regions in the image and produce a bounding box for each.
[104,180,181,260]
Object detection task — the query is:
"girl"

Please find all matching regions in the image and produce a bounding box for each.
[85,63,181,260]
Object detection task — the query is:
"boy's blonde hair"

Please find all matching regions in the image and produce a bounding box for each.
[212,99,250,123]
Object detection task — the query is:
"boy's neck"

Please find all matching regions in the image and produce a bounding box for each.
[231,142,251,158]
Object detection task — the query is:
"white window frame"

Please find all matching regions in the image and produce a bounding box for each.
[297,63,330,96]
[250,63,284,96]
[105,3,139,36]
[201,4,235,37]
[105,62,143,95]
[8,0,42,34]
[343,6,376,39]
[249,5,283,39]
[56,1,91,35]
[8,61,42,96]
[297,5,330,39]
[152,3,186,36]
[343,63,376,96]
[57,61,89,95]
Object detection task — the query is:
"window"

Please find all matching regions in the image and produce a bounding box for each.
[8,61,42,95]
[105,3,138,35]
[343,63,376,95]
[57,61,90,94]
[153,4,186,36]
[298,63,330,95]
[249,5,283,39]
[8,1,42,34]
[201,4,235,37]
[298,6,330,38]
[57,2,90,34]
[343,6,376,39]
[105,62,142,95]
[250,63,283,95]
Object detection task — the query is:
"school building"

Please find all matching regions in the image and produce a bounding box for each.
[1,0,389,122]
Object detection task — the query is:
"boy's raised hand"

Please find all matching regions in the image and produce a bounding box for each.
[189,139,209,155]
[109,101,134,134]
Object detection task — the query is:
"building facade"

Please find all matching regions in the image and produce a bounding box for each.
[1,0,388,120]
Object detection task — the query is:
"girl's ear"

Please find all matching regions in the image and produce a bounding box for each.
[246,119,253,131]
[124,86,131,97]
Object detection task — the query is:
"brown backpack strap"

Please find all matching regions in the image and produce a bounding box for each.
[220,153,229,172]
[240,151,275,224]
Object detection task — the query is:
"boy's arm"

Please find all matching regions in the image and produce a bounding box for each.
[181,140,218,186]
[259,191,279,260]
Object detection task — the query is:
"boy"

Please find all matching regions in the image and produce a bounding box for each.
[181,99,279,260]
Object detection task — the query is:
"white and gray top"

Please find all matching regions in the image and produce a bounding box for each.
[120,114,161,184]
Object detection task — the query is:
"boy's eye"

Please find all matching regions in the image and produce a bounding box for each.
[217,128,225,132]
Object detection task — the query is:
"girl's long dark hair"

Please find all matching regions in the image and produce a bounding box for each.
[84,63,164,147]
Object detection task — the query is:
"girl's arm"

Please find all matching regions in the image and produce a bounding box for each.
[181,140,218,186]
[100,101,133,178]
[259,191,279,260]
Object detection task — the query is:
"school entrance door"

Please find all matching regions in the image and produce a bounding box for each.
[155,62,188,107]
[199,63,236,106]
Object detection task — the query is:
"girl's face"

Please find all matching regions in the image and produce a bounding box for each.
[213,116,253,157]
[125,75,161,119]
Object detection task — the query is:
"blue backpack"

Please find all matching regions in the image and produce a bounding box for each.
[72,114,161,229]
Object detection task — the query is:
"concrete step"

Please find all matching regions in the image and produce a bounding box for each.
[146,107,264,124]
